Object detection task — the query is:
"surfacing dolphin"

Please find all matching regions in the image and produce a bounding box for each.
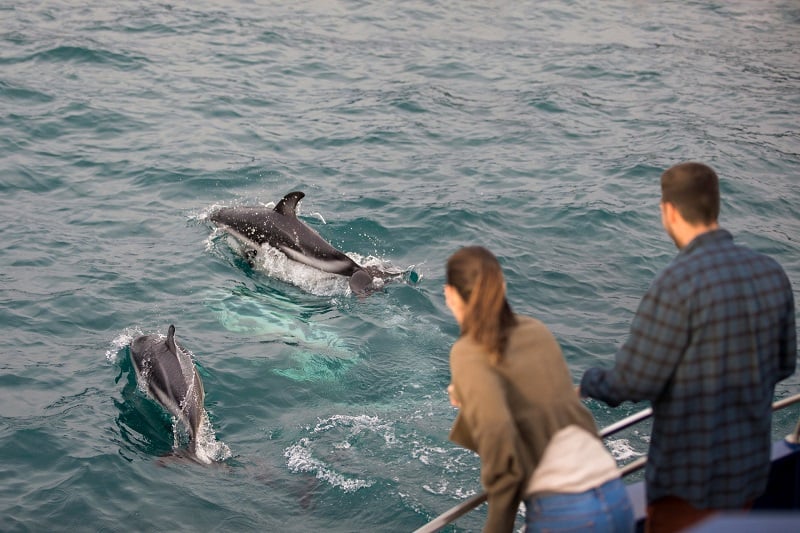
[209,191,403,294]
[129,325,206,459]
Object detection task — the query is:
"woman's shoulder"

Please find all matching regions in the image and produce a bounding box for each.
[451,336,496,370]
[513,314,553,335]
[514,314,541,326]
[451,335,484,357]
[508,314,562,355]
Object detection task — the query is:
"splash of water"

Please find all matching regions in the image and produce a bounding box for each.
[191,410,232,464]
[105,328,141,363]
[284,437,375,493]
[283,413,404,492]
[605,438,644,462]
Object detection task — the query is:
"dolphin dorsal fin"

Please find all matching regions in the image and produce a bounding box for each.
[166,324,177,353]
[274,191,305,217]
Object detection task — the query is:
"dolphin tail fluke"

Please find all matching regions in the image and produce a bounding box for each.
[349,269,374,295]
[166,324,177,353]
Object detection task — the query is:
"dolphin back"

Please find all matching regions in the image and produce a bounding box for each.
[209,206,280,245]
[210,192,363,276]
[129,325,205,451]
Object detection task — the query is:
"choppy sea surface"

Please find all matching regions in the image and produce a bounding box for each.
[2,1,799,531]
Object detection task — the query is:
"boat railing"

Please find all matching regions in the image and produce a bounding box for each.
[413,392,800,533]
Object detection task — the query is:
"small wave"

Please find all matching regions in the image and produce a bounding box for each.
[0,80,54,103]
[454,487,479,499]
[284,437,374,493]
[311,414,397,446]
[25,45,145,70]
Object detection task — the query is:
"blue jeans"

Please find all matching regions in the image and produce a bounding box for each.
[524,478,634,532]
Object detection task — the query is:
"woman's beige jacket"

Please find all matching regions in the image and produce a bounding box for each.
[449,315,598,532]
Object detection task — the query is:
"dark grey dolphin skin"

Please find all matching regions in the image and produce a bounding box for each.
[129,325,205,455]
[210,191,399,294]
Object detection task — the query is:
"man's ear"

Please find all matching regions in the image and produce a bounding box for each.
[662,201,679,224]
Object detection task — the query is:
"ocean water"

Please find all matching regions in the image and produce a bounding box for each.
[1,1,799,531]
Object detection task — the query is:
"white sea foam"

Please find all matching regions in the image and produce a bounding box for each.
[192,411,232,464]
[284,413,402,492]
[311,414,397,446]
[606,438,644,462]
[163,398,231,464]
[255,245,352,296]
[284,437,374,493]
[104,328,141,363]
[410,443,449,466]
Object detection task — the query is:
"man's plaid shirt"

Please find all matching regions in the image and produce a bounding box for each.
[581,229,796,508]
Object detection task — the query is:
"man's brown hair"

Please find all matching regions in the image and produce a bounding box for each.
[661,162,720,225]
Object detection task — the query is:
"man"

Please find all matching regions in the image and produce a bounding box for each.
[579,162,797,532]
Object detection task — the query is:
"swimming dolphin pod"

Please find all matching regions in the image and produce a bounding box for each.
[129,325,206,457]
[209,191,404,294]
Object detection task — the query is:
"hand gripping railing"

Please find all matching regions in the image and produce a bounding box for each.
[413,392,800,533]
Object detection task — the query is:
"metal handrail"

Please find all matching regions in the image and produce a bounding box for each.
[414,392,800,533]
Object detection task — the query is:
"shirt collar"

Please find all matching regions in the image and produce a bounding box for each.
[680,228,732,256]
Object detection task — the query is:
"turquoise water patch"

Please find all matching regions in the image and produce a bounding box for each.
[203,287,360,382]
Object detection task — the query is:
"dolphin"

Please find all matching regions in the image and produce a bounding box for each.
[209,191,401,294]
[129,325,206,457]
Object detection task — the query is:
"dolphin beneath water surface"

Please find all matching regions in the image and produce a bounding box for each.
[209,191,408,294]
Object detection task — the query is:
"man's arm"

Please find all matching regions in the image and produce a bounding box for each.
[581,277,688,406]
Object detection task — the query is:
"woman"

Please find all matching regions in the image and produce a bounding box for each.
[444,246,633,532]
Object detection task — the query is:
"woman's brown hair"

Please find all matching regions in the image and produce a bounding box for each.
[446,246,517,364]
